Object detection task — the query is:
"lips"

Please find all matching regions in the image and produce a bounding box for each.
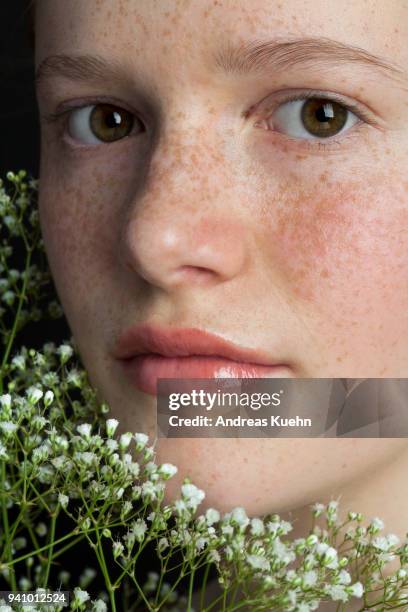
[114,324,290,396]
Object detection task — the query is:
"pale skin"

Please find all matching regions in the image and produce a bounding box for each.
[34,1,408,605]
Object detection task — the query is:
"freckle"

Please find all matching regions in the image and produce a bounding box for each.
[336,357,343,362]
[342,463,347,469]
[320,268,330,278]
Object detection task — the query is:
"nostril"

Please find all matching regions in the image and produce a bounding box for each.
[176,265,218,283]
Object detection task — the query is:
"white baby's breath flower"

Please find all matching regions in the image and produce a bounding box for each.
[11,354,26,371]
[347,582,364,598]
[0,394,11,411]
[112,541,124,559]
[0,421,17,435]
[73,588,90,606]
[181,483,205,509]
[43,390,54,407]
[106,418,119,437]
[58,494,69,509]
[26,386,43,404]
[77,423,92,438]
[57,344,74,363]
[158,463,178,479]
[131,518,148,542]
[158,537,169,553]
[250,517,265,536]
[311,502,325,516]
[134,432,149,448]
[205,508,220,526]
[208,549,221,563]
[0,442,9,460]
[337,569,352,585]
[369,517,385,533]
[91,600,107,612]
[230,507,250,529]
[66,368,82,387]
[325,584,349,602]
[119,432,133,450]
[246,553,270,572]
[302,570,318,588]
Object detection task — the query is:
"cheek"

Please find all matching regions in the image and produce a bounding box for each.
[38,160,130,313]
[262,175,408,314]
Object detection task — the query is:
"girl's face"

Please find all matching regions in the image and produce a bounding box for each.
[35,0,408,514]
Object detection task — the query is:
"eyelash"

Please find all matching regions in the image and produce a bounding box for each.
[43,89,372,152]
[254,89,373,151]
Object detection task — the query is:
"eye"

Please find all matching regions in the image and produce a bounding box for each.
[68,103,137,144]
[268,97,360,140]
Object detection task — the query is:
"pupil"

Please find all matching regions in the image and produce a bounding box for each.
[316,103,333,123]
[106,111,122,128]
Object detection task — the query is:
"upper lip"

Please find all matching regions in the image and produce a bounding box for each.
[114,324,284,366]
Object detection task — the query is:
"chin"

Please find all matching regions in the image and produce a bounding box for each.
[154,438,305,517]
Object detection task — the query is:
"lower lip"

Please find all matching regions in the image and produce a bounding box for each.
[120,355,289,395]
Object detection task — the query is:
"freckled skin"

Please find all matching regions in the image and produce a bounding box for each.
[35,0,408,550]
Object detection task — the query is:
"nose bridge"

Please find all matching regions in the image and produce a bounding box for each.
[119,106,248,290]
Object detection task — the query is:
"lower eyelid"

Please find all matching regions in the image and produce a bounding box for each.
[256,117,368,152]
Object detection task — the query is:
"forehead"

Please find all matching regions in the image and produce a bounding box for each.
[35,0,406,72]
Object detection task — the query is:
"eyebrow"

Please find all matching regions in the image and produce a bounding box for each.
[212,36,406,82]
[35,36,406,90]
[35,54,129,88]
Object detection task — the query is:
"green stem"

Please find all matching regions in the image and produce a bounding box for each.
[42,508,59,588]
[200,562,212,610]
[1,461,17,590]
[0,246,32,394]
[187,565,196,610]
[94,526,117,612]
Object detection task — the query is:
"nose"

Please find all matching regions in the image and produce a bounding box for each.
[119,127,249,292]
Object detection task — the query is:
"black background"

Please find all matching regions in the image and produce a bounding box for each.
[0,1,39,179]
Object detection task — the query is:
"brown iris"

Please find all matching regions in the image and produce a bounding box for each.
[89,104,134,142]
[301,99,348,138]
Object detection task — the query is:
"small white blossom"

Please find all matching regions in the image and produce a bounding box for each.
[106,418,119,437]
[325,584,348,602]
[57,344,74,363]
[302,570,318,588]
[131,519,148,542]
[112,541,124,559]
[230,507,250,529]
[337,569,352,585]
[91,600,107,612]
[0,421,17,435]
[43,390,54,406]
[119,432,133,450]
[181,483,205,509]
[77,423,92,438]
[11,354,26,370]
[250,517,265,536]
[134,432,149,448]
[347,582,364,598]
[158,463,178,479]
[158,537,169,553]
[26,386,43,404]
[205,508,220,526]
[0,394,11,411]
[58,494,69,509]
[73,588,90,606]
[311,502,325,516]
[246,554,270,571]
